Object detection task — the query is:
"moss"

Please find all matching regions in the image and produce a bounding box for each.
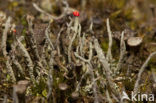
[123,78,134,91]
[0,0,156,102]
[101,40,108,52]
[31,77,47,96]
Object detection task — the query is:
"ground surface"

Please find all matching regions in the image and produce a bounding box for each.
[0,0,156,103]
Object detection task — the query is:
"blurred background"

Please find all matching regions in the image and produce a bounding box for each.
[0,0,156,103]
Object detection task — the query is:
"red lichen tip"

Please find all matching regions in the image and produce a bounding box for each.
[73,11,80,17]
[12,29,16,33]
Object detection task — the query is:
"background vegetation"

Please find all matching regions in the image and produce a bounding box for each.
[0,0,156,103]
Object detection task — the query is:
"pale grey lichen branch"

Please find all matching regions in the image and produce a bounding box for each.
[56,28,64,57]
[1,16,16,82]
[47,69,53,99]
[106,90,113,103]
[74,41,99,103]
[75,63,88,92]
[41,40,49,67]
[74,42,93,63]
[133,51,156,95]
[26,15,46,76]
[45,22,54,50]
[2,95,7,103]
[11,36,24,76]
[74,52,89,63]
[116,31,126,74]
[68,18,79,63]
[94,38,121,101]
[11,52,25,76]
[88,20,93,33]
[106,18,113,61]
[17,37,35,82]
[74,36,90,92]
[33,2,75,20]
[88,42,93,61]
[13,85,19,103]
[88,63,99,103]
[11,37,25,76]
[1,17,11,56]
[32,3,56,20]
[80,33,86,56]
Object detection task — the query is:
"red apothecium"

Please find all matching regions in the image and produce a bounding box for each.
[12,29,16,33]
[73,11,80,17]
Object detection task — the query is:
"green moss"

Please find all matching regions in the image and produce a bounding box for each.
[124,79,134,91]
[110,10,122,19]
[31,77,47,96]
[101,40,108,52]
